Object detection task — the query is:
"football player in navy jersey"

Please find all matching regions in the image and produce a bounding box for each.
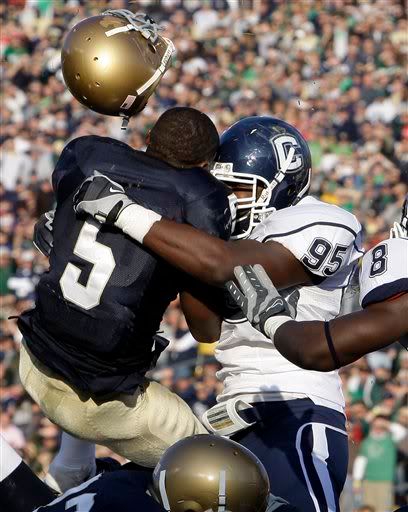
[226,196,408,371]
[22,8,235,491]
[18,106,236,489]
[74,117,364,511]
[0,434,298,512]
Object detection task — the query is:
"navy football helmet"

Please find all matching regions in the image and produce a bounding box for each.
[212,116,312,239]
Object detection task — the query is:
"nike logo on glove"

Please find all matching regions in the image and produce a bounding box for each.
[266,298,284,311]
[109,187,123,194]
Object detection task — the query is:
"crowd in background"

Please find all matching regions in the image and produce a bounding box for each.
[0,1,407,510]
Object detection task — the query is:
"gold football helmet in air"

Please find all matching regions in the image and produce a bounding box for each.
[61,10,174,120]
[152,434,270,512]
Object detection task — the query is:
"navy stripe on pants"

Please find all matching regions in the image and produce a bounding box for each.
[232,399,348,512]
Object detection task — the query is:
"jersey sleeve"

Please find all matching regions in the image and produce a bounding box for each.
[52,136,104,203]
[35,471,164,512]
[359,238,408,308]
[259,204,364,281]
[51,137,83,197]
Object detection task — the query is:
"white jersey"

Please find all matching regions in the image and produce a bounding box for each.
[216,196,364,413]
[359,237,408,308]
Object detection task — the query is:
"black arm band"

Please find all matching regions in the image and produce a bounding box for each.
[324,321,341,369]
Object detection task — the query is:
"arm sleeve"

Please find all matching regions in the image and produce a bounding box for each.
[51,137,90,201]
[359,238,408,308]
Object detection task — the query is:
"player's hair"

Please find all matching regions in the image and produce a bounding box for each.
[147,107,219,168]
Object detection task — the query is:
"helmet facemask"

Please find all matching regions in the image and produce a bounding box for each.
[212,164,276,239]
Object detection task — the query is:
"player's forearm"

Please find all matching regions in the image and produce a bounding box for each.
[274,321,333,370]
[144,219,311,288]
[180,291,222,342]
[144,218,266,286]
[275,295,408,371]
[328,297,408,368]
[144,219,231,285]
[118,204,267,286]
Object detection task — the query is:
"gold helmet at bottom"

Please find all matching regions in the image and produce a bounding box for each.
[61,10,174,119]
[152,434,270,512]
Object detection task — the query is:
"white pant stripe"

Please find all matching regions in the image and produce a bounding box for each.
[295,422,347,512]
[311,423,336,512]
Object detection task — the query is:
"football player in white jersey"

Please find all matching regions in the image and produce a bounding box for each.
[74,117,363,511]
[227,197,408,371]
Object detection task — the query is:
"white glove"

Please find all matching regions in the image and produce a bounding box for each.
[73,171,135,224]
[74,171,161,243]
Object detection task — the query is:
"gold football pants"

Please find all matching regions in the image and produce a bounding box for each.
[19,340,207,467]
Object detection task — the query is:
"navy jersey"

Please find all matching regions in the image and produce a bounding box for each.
[33,466,297,512]
[19,136,232,396]
[34,467,164,512]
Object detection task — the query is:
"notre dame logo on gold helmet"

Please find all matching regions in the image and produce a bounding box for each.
[61,10,174,119]
[152,434,270,512]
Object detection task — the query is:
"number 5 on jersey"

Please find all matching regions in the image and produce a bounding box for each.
[60,220,115,310]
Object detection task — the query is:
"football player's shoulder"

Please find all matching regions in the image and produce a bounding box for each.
[176,168,232,239]
[290,196,361,233]
[52,137,99,193]
[360,237,408,308]
[175,166,230,202]
[62,135,126,154]
[259,196,361,243]
[255,196,363,278]
[361,237,408,278]
[76,135,134,161]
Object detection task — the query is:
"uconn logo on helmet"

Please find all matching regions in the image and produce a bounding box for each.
[270,134,303,174]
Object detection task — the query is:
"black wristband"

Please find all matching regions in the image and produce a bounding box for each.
[324,321,341,369]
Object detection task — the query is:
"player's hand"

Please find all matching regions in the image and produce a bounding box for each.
[33,210,55,257]
[390,222,406,238]
[401,194,408,232]
[73,171,135,224]
[226,264,295,336]
[390,195,408,238]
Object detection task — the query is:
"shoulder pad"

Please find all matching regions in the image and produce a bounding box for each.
[360,238,408,307]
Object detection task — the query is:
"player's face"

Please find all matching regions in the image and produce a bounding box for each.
[227,184,259,238]
[231,183,264,199]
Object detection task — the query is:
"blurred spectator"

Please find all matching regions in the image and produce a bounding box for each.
[0,402,26,451]
[353,416,397,512]
[0,2,407,508]
[356,506,376,512]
